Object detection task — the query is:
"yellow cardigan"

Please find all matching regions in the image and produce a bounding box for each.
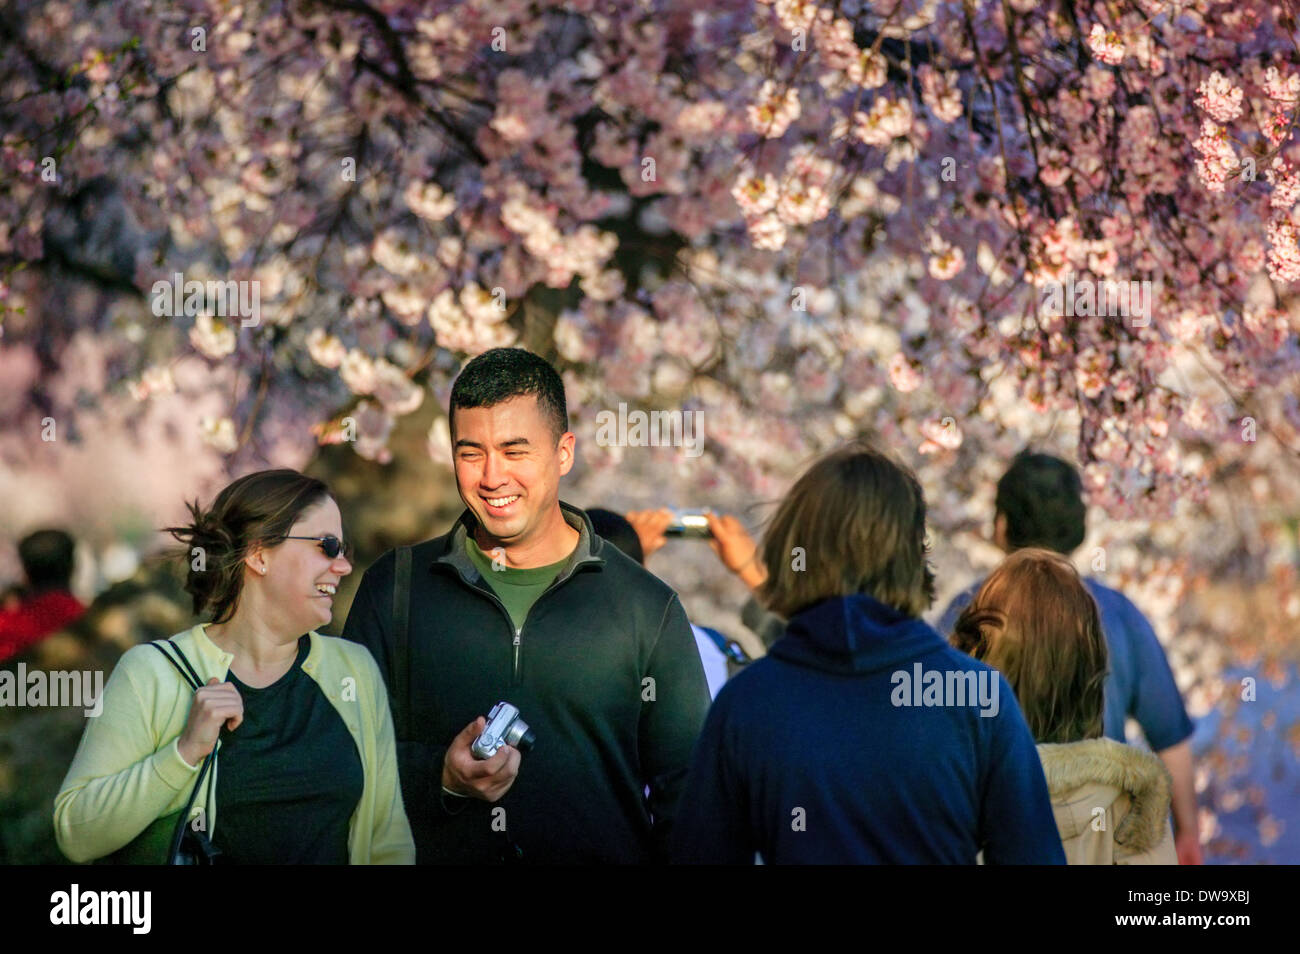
[54,625,415,864]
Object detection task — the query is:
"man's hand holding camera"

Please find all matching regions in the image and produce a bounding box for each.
[441,716,521,803]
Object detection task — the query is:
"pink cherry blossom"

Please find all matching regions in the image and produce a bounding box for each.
[1196,71,1245,124]
[919,416,963,452]
[189,314,237,361]
[848,49,889,91]
[732,166,779,216]
[918,65,962,122]
[199,416,238,454]
[747,212,787,251]
[928,242,965,281]
[888,353,922,393]
[1087,24,1125,66]
[853,98,914,147]
[747,81,800,139]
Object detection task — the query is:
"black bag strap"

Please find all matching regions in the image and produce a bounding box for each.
[167,749,214,861]
[150,639,204,691]
[392,546,412,740]
[150,639,216,860]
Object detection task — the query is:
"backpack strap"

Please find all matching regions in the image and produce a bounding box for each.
[694,624,730,654]
[392,546,413,740]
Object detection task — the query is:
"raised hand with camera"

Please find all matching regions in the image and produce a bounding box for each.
[704,512,767,593]
[625,508,674,559]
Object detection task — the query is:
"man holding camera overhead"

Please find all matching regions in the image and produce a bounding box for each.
[344,348,710,864]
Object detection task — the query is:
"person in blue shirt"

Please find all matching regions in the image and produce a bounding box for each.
[935,452,1201,864]
[672,441,1065,864]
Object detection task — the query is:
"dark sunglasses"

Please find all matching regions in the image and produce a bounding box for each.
[282,535,352,560]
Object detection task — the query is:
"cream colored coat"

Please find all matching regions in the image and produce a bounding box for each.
[1037,737,1177,865]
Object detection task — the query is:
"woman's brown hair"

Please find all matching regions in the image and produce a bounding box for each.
[758,440,935,619]
[163,469,330,624]
[951,548,1108,744]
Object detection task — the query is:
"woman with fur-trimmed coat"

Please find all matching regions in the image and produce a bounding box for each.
[952,548,1177,865]
[1037,737,1177,864]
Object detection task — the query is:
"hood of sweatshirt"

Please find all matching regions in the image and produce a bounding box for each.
[768,593,951,675]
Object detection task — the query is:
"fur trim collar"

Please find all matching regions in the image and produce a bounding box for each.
[1037,738,1172,854]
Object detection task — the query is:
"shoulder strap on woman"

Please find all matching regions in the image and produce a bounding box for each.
[150,639,204,691]
[392,546,412,739]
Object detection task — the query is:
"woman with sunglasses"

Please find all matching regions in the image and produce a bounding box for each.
[55,469,414,864]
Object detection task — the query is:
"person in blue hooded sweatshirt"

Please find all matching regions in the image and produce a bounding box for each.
[671,441,1066,864]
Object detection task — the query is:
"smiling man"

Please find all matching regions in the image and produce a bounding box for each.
[344,347,710,863]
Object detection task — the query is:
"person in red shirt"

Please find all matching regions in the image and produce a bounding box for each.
[0,529,86,663]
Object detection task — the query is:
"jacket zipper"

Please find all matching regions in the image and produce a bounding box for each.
[506,572,577,686]
[474,578,572,687]
[454,546,597,687]
[464,583,525,686]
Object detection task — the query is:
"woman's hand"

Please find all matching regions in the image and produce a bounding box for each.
[177,677,244,767]
[705,512,768,592]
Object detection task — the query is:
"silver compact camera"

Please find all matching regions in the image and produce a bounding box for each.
[471,701,537,760]
[664,509,712,539]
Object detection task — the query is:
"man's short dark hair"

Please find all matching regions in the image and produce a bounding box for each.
[18,529,76,591]
[586,509,645,566]
[995,452,1087,555]
[448,348,569,444]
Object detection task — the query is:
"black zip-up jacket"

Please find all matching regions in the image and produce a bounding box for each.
[343,502,711,864]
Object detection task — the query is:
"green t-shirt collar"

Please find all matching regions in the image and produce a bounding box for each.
[465,537,570,585]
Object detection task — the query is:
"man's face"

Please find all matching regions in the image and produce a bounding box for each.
[452,395,575,547]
